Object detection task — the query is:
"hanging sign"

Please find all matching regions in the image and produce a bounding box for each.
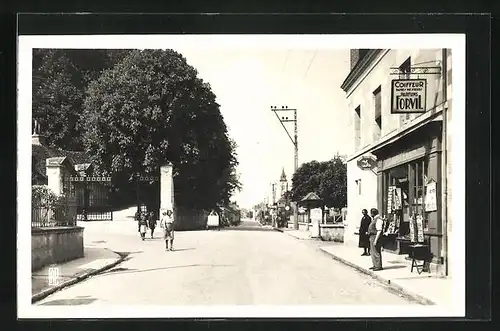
[391,79,427,114]
[387,186,396,214]
[394,187,402,210]
[357,154,377,170]
[409,215,417,243]
[416,215,425,243]
[424,180,438,212]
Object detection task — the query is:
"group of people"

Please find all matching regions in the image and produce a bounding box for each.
[136,209,176,251]
[358,208,384,271]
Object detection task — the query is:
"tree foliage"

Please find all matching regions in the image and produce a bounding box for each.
[81,49,241,210]
[32,49,131,150]
[290,156,347,208]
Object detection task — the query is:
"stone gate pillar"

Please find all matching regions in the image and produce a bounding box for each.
[46,157,66,196]
[160,163,174,212]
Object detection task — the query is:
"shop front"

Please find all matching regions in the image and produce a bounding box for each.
[372,120,444,271]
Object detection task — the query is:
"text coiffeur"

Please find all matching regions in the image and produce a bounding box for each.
[391,79,427,114]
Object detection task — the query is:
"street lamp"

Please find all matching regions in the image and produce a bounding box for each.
[271,105,299,230]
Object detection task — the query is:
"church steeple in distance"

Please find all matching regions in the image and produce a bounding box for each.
[280,167,287,182]
[279,167,288,198]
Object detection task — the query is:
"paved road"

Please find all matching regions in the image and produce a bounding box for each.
[36,217,412,306]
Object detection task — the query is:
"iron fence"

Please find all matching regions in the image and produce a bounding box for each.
[31,196,78,228]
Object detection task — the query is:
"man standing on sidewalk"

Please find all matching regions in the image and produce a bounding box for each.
[368,208,384,271]
[160,209,175,251]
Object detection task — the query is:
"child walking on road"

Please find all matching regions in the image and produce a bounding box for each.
[160,209,175,251]
[138,212,149,241]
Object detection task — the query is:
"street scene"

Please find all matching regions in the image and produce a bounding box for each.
[34,212,412,306]
[23,35,460,315]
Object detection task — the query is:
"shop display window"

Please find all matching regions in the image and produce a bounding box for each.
[383,157,430,238]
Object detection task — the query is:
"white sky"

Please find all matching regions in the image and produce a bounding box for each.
[176,48,351,208]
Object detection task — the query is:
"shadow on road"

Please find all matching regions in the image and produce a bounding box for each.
[172,248,196,252]
[98,264,234,277]
[40,296,98,306]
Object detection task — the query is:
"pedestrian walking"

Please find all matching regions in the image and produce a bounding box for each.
[368,208,384,271]
[358,209,371,256]
[138,212,149,241]
[160,209,175,251]
[148,211,157,238]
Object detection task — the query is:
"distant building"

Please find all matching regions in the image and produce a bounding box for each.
[279,167,288,199]
[340,49,453,276]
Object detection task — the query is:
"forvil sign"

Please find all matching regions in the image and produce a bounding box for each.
[391,79,427,114]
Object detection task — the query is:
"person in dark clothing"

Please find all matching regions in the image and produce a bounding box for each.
[148,211,157,238]
[358,209,371,256]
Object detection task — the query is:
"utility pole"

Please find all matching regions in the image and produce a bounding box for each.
[271,105,299,230]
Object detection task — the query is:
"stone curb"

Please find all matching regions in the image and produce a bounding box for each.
[318,247,436,306]
[31,250,125,304]
[273,227,321,241]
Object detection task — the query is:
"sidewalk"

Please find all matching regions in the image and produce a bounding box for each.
[274,228,452,306]
[274,227,317,240]
[32,246,124,303]
[319,244,452,306]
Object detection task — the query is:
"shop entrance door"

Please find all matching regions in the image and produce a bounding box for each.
[387,164,410,236]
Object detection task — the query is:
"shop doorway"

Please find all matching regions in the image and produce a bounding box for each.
[383,157,429,242]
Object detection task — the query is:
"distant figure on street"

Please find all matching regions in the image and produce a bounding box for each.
[138,212,149,241]
[358,209,371,256]
[148,211,157,238]
[160,209,175,251]
[368,208,384,271]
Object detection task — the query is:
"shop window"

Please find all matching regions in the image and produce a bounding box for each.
[382,156,434,241]
[373,86,382,141]
[354,106,361,150]
[411,158,429,230]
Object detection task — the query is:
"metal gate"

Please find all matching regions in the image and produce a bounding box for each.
[64,176,113,221]
[135,174,160,214]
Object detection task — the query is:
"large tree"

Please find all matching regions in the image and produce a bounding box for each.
[32,49,131,150]
[290,156,347,208]
[81,49,240,210]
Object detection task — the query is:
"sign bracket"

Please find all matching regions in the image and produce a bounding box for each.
[390,66,442,76]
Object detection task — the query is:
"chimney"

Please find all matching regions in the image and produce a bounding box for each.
[350,49,369,70]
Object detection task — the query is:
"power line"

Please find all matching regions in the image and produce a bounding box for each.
[302,49,317,80]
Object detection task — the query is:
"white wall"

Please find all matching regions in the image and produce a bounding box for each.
[345,159,378,246]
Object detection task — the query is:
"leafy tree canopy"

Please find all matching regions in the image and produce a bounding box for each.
[81,49,241,210]
[32,49,131,150]
[290,156,347,208]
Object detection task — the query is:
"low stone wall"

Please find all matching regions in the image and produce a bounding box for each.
[32,226,84,272]
[319,224,345,242]
[287,221,309,231]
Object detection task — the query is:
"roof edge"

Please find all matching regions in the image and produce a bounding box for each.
[340,49,384,93]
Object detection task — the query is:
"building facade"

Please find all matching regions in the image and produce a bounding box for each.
[341,49,453,276]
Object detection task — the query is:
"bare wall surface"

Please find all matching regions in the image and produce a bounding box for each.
[32,226,84,272]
